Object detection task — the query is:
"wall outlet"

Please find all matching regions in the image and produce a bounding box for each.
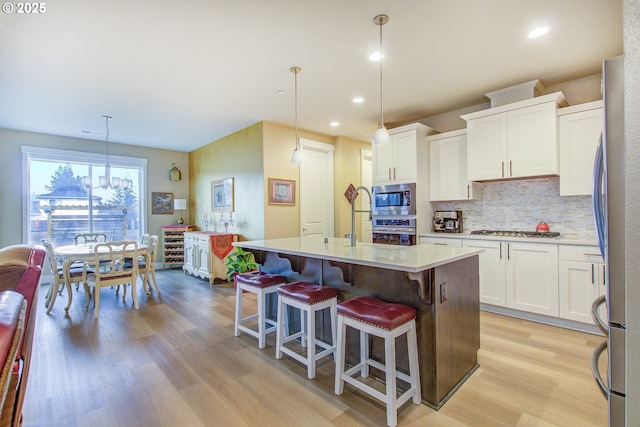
[440,282,447,303]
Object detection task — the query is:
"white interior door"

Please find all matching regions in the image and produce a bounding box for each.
[300,139,334,237]
[360,149,373,243]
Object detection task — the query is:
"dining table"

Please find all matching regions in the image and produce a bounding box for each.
[54,242,149,310]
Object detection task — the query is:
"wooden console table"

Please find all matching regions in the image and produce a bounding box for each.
[183,231,237,284]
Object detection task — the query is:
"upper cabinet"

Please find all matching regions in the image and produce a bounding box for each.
[372,123,436,185]
[461,92,567,181]
[558,101,603,196]
[428,129,481,201]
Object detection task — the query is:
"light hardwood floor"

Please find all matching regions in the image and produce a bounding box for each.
[23,269,608,426]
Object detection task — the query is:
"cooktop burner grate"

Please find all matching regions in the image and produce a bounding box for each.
[470,230,561,238]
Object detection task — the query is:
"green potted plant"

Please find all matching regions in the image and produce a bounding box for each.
[224,247,259,281]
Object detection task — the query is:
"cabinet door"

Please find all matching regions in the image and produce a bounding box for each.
[392,129,417,183]
[430,133,470,201]
[506,242,559,316]
[559,107,603,195]
[466,113,507,181]
[372,139,393,184]
[196,239,210,277]
[559,260,601,323]
[463,239,506,306]
[183,234,196,272]
[507,102,558,178]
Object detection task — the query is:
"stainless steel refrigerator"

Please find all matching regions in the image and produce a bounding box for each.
[591,55,625,426]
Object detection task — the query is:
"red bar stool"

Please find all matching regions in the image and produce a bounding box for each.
[334,296,421,427]
[275,282,338,379]
[234,272,287,349]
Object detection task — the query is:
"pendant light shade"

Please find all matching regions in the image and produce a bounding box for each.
[290,66,303,164]
[373,14,389,145]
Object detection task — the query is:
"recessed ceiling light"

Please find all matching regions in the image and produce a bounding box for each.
[330,121,340,127]
[277,90,285,95]
[369,52,383,61]
[528,26,549,39]
[352,97,365,103]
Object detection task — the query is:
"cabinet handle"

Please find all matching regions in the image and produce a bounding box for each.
[467,184,470,199]
[499,242,502,259]
[501,161,505,177]
[591,264,595,284]
[507,243,510,260]
[509,160,513,177]
[602,265,606,286]
[433,242,447,246]
[393,167,396,180]
[388,168,391,180]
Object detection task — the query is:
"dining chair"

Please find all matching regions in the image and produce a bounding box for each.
[83,241,139,318]
[74,233,108,245]
[119,234,159,299]
[141,234,150,245]
[42,240,85,314]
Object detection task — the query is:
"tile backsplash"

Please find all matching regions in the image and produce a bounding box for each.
[432,177,595,239]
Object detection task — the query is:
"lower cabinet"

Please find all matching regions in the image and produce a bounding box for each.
[183,232,237,284]
[463,239,505,306]
[558,245,605,324]
[463,239,559,316]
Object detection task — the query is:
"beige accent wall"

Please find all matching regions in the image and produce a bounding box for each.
[0,128,189,248]
[190,121,355,241]
[333,136,372,239]
[189,122,264,241]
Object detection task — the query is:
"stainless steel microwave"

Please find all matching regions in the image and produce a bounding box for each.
[372,183,416,216]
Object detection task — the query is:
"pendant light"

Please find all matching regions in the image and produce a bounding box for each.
[84,115,129,190]
[373,14,390,145]
[290,66,303,164]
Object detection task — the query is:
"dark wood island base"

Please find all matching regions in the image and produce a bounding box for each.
[246,248,480,409]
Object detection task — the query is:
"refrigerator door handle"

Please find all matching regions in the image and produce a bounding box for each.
[591,339,609,398]
[591,294,608,335]
[592,133,605,257]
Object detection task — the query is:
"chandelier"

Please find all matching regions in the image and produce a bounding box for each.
[84,115,129,190]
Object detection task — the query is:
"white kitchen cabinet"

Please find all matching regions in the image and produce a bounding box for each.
[558,101,603,196]
[506,242,559,316]
[462,92,567,181]
[183,231,237,284]
[419,236,463,247]
[372,123,435,185]
[463,239,506,306]
[463,239,559,316]
[558,245,605,324]
[428,130,481,201]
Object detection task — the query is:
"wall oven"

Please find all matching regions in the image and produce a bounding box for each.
[372,183,416,216]
[372,217,416,246]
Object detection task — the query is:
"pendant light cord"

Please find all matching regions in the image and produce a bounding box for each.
[378,16,384,127]
[294,69,299,150]
[103,115,112,167]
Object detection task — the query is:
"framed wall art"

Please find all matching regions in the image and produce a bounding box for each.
[269,178,295,205]
[211,177,234,212]
[151,192,174,214]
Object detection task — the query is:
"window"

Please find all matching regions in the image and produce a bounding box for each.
[22,146,147,246]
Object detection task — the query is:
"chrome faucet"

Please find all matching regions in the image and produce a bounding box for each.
[350,185,373,247]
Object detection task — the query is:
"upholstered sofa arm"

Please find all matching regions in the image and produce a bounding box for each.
[0,291,26,418]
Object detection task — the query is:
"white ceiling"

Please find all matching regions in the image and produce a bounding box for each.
[0,0,622,152]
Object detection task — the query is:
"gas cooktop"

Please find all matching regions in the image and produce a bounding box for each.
[470,230,561,238]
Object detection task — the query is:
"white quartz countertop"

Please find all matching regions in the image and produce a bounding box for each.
[233,237,482,273]
[419,232,598,246]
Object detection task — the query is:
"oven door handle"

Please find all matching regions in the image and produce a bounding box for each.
[373,228,416,235]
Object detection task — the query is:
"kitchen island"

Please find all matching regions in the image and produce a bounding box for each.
[234,237,482,409]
